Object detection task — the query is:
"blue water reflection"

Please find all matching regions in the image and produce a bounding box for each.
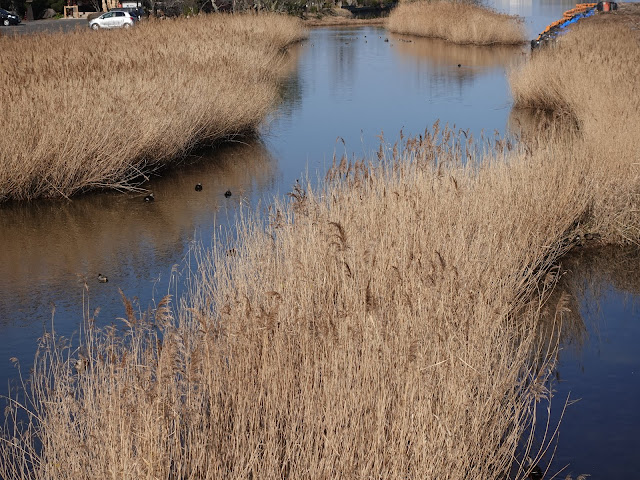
[544,248,640,478]
[264,26,523,193]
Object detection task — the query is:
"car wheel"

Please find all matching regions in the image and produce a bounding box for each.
[91,23,100,30]
[2,19,10,26]
[123,22,131,28]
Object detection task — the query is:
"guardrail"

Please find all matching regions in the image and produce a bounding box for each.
[530,2,616,50]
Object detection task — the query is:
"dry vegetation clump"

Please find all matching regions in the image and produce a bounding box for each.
[0,14,305,202]
[0,124,602,479]
[386,0,526,46]
[509,14,640,243]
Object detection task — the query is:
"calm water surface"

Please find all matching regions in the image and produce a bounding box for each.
[544,248,640,478]
[1,3,637,477]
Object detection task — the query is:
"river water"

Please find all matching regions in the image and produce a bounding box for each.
[1,2,638,477]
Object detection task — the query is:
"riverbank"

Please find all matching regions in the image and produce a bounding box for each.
[386,0,526,45]
[0,14,305,202]
[509,4,640,244]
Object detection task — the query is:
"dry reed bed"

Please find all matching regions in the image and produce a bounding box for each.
[1,129,573,479]
[510,17,640,242]
[386,0,526,46]
[0,14,305,202]
[2,14,640,480]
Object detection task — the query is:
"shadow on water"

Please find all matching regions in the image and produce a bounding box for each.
[528,246,640,478]
[392,33,527,97]
[508,107,580,148]
[507,98,639,480]
[0,139,276,385]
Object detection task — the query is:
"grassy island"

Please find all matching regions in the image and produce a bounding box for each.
[387,0,526,45]
[0,14,305,202]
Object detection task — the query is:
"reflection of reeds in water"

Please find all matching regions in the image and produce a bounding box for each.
[541,246,640,356]
[393,33,526,92]
[393,34,526,69]
[527,245,640,449]
[0,140,275,318]
[563,246,640,314]
[537,265,587,353]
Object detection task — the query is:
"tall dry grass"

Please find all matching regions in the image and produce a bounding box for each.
[0,14,305,202]
[509,13,640,243]
[386,0,526,46]
[1,127,573,479]
[2,10,640,480]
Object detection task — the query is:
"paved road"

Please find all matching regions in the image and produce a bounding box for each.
[0,18,89,36]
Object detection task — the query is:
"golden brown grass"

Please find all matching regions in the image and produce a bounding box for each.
[1,128,571,479]
[1,9,639,480]
[509,12,640,243]
[386,0,526,46]
[0,14,305,202]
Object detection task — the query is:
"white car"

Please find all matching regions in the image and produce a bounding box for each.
[89,11,135,30]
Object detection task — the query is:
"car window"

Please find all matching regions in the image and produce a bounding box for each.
[115,11,125,16]
[103,12,114,17]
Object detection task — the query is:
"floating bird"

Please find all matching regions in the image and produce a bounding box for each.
[144,192,155,202]
[224,190,232,198]
[528,465,543,480]
[195,183,203,191]
[458,64,461,67]
[97,273,108,283]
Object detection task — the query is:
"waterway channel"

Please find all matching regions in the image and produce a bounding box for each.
[1,2,638,477]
